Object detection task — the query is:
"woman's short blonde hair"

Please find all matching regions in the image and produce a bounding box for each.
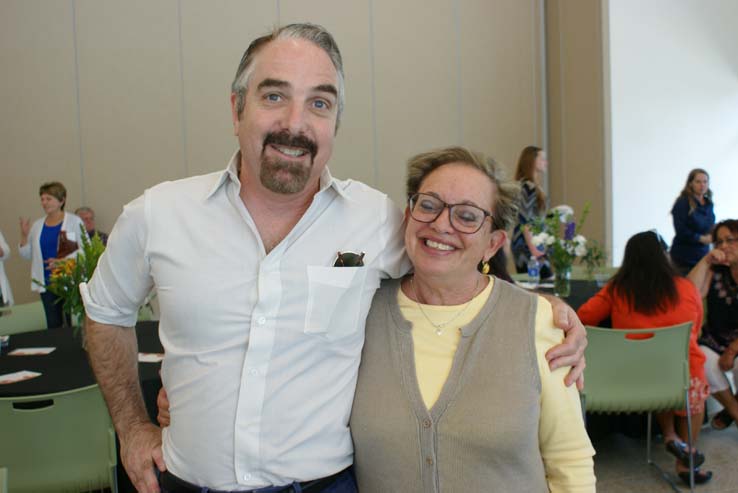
[406,146,519,232]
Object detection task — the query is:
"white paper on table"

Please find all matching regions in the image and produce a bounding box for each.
[138,352,164,363]
[8,347,56,356]
[0,370,42,385]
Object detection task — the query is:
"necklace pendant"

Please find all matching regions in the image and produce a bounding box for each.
[435,328,443,336]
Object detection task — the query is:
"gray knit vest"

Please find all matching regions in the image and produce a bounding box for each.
[350,278,547,492]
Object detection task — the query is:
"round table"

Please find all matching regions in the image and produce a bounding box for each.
[0,321,162,400]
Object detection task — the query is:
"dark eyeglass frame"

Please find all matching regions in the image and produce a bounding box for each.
[407,192,493,234]
[714,237,738,248]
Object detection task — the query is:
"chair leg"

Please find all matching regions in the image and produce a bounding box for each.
[686,389,694,493]
[646,411,653,464]
[647,411,683,493]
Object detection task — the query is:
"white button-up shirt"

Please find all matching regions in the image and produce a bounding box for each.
[80,152,409,489]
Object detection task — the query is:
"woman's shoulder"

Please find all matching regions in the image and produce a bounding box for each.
[375,278,403,305]
[671,194,689,211]
[532,295,565,350]
[675,276,701,301]
[31,216,46,230]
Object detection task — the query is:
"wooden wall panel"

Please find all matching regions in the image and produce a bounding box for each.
[1,0,80,303]
[75,0,184,230]
[179,1,276,177]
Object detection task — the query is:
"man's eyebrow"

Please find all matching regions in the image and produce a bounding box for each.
[257,78,290,91]
[314,84,338,98]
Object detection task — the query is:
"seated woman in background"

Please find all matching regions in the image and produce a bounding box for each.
[577,231,711,486]
[511,145,552,278]
[687,219,738,434]
[670,168,714,275]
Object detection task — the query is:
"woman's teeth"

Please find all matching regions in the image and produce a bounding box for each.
[425,239,454,251]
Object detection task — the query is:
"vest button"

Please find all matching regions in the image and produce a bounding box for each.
[422,418,432,428]
[426,456,434,466]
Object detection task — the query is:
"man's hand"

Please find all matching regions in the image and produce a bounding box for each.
[157,387,171,428]
[120,422,166,493]
[546,301,587,390]
[85,318,165,492]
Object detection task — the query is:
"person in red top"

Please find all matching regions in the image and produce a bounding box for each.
[578,231,711,486]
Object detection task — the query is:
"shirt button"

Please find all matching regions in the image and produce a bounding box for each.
[422,418,432,428]
[257,316,266,325]
[426,456,434,466]
[249,368,258,376]
[244,473,252,481]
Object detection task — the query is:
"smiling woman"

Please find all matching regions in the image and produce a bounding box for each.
[350,146,596,492]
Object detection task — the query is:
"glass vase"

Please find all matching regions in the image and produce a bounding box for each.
[553,265,572,297]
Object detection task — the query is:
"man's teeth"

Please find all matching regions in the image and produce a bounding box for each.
[275,145,306,157]
[425,239,454,251]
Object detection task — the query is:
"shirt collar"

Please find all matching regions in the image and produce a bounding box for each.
[203,150,241,200]
[204,150,352,202]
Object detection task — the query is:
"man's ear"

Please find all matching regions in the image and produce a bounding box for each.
[230,93,240,136]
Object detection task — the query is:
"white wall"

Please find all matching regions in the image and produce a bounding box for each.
[608,0,738,264]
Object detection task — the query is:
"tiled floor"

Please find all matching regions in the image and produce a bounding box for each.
[594,421,738,492]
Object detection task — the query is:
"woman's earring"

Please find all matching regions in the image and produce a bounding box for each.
[479,259,490,275]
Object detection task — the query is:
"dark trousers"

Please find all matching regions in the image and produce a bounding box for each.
[159,467,357,493]
[40,291,69,329]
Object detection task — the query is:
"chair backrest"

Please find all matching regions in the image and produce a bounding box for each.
[0,301,46,335]
[582,322,691,413]
[0,384,117,492]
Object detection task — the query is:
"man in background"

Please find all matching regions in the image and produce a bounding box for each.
[75,206,108,245]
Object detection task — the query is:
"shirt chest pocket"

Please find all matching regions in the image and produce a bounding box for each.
[305,266,368,340]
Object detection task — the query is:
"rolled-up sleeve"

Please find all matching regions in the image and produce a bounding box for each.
[536,297,596,492]
[80,194,153,328]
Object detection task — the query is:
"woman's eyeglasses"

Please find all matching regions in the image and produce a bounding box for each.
[407,193,492,234]
[714,237,738,248]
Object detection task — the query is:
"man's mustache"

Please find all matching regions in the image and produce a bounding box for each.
[262,131,318,160]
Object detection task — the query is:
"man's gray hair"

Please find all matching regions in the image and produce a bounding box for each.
[231,23,345,130]
[75,206,94,217]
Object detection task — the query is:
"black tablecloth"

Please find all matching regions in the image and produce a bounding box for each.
[0,321,162,398]
[531,279,600,312]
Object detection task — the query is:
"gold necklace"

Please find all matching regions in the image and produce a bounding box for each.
[409,276,480,336]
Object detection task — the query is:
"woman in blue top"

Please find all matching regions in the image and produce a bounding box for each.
[670,169,715,275]
[19,182,85,328]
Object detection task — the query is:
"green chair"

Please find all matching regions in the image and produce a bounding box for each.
[0,384,117,492]
[0,301,46,335]
[581,322,695,492]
